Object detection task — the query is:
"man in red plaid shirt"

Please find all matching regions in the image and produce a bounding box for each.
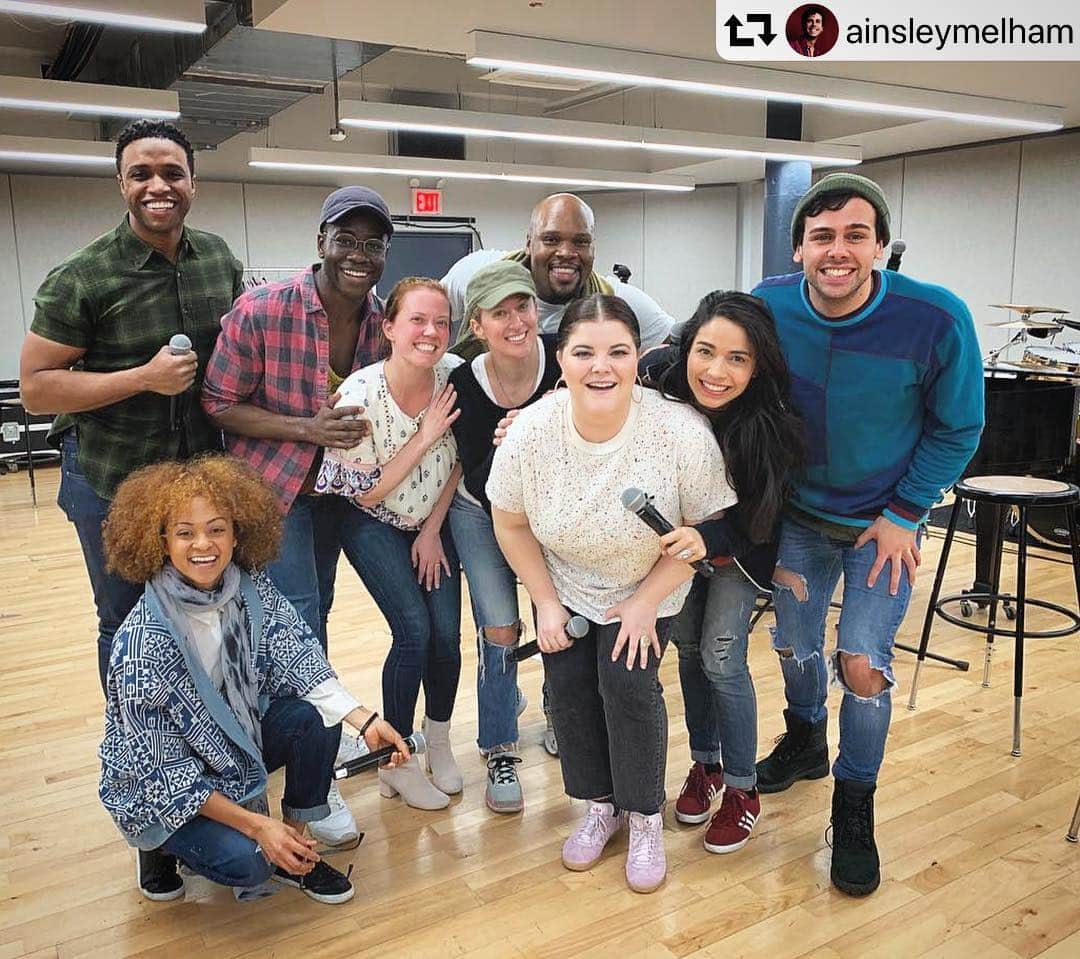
[203,186,393,651]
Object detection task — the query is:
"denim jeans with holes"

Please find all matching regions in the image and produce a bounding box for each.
[670,564,760,790]
[772,516,918,784]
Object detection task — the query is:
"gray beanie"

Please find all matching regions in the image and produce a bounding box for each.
[790,173,891,249]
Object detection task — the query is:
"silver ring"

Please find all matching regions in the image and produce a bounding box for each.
[638,635,650,648]
[678,549,692,560]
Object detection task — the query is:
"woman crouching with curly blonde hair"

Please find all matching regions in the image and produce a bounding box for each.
[99,455,410,906]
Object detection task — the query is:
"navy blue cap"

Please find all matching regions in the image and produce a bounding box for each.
[320,186,394,236]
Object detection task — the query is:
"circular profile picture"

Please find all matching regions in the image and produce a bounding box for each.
[787,4,839,58]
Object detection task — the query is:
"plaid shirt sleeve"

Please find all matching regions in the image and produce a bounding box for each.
[31,258,96,349]
[202,295,265,416]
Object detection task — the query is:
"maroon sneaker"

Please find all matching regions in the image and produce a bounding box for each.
[675,762,724,824]
[704,787,760,854]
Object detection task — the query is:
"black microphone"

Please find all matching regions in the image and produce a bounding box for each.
[168,333,192,432]
[885,239,906,272]
[621,487,715,578]
[333,730,426,781]
[511,614,589,662]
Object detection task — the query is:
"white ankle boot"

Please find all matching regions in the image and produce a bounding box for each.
[378,755,449,810]
[422,716,463,795]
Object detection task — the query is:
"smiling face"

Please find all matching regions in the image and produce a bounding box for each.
[117,137,195,243]
[317,210,388,303]
[525,196,596,304]
[557,316,638,420]
[383,287,452,368]
[803,10,824,38]
[472,293,539,363]
[163,496,236,590]
[794,196,883,317]
[686,316,755,410]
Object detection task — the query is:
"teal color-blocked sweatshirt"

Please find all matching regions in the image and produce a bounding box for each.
[752,270,985,530]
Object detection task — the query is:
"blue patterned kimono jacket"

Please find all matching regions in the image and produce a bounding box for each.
[98,569,337,850]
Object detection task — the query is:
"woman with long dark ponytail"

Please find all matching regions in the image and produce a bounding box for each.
[640,290,802,855]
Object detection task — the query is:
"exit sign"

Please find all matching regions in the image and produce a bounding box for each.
[411,188,443,215]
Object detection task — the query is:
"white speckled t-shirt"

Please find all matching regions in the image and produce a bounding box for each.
[486,388,737,621]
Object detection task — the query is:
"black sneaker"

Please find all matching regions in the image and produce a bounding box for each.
[136,848,184,901]
[273,859,355,904]
[755,708,829,794]
[829,779,880,896]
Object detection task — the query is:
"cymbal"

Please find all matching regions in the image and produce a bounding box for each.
[989,303,1070,315]
[990,318,1063,329]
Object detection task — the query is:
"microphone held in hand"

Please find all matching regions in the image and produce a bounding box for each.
[511,614,588,662]
[168,333,192,432]
[885,239,906,272]
[621,487,715,578]
[333,730,426,781]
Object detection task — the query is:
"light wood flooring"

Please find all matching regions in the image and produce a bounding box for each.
[2,465,1080,959]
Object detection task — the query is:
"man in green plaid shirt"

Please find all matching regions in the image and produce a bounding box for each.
[19,119,244,693]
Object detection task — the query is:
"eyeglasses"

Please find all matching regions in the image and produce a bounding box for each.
[322,233,390,257]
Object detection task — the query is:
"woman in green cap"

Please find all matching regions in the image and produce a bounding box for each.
[447,259,562,814]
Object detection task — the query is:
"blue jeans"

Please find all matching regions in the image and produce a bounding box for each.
[671,564,760,790]
[57,432,145,694]
[160,697,341,886]
[339,508,462,738]
[266,494,347,654]
[449,494,521,751]
[772,516,917,784]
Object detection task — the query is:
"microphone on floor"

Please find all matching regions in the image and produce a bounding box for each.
[621,487,715,578]
[333,730,426,781]
[511,614,589,662]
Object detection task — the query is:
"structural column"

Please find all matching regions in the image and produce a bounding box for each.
[762,101,811,280]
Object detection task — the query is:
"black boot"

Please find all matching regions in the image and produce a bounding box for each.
[830,779,880,897]
[755,708,829,794]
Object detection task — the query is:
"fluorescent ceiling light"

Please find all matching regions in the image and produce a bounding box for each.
[468,32,1063,134]
[0,0,205,33]
[248,148,694,193]
[0,75,180,119]
[338,101,861,167]
[0,134,114,165]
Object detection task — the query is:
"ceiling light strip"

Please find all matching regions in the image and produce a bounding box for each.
[248,150,694,193]
[0,76,181,120]
[0,0,205,33]
[339,117,860,165]
[466,33,1063,133]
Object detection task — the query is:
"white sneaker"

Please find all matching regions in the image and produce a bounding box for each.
[308,782,359,846]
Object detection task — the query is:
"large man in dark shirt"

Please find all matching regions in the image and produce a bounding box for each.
[20,119,244,693]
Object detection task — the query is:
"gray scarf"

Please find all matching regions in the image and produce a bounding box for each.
[149,562,262,752]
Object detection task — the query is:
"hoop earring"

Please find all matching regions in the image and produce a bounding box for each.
[632,374,644,404]
[553,376,568,406]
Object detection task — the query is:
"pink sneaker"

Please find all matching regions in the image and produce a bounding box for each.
[561,802,624,871]
[625,811,666,893]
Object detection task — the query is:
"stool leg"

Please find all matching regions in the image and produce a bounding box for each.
[1011,507,1029,758]
[908,495,962,711]
[982,505,1006,688]
[1067,504,1080,614]
[1069,789,1080,842]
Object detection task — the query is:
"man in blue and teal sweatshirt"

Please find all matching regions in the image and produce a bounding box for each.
[752,173,984,897]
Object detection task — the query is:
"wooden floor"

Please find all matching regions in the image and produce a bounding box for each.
[3,465,1080,959]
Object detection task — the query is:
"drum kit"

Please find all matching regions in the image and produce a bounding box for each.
[982,303,1078,551]
[986,303,1079,373]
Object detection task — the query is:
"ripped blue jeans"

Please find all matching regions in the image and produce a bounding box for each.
[449,493,522,752]
[772,516,917,784]
[671,564,759,789]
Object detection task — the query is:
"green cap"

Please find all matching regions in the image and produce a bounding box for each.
[790,172,891,250]
[464,260,537,321]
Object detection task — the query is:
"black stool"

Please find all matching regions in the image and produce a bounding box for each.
[907,475,1080,756]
